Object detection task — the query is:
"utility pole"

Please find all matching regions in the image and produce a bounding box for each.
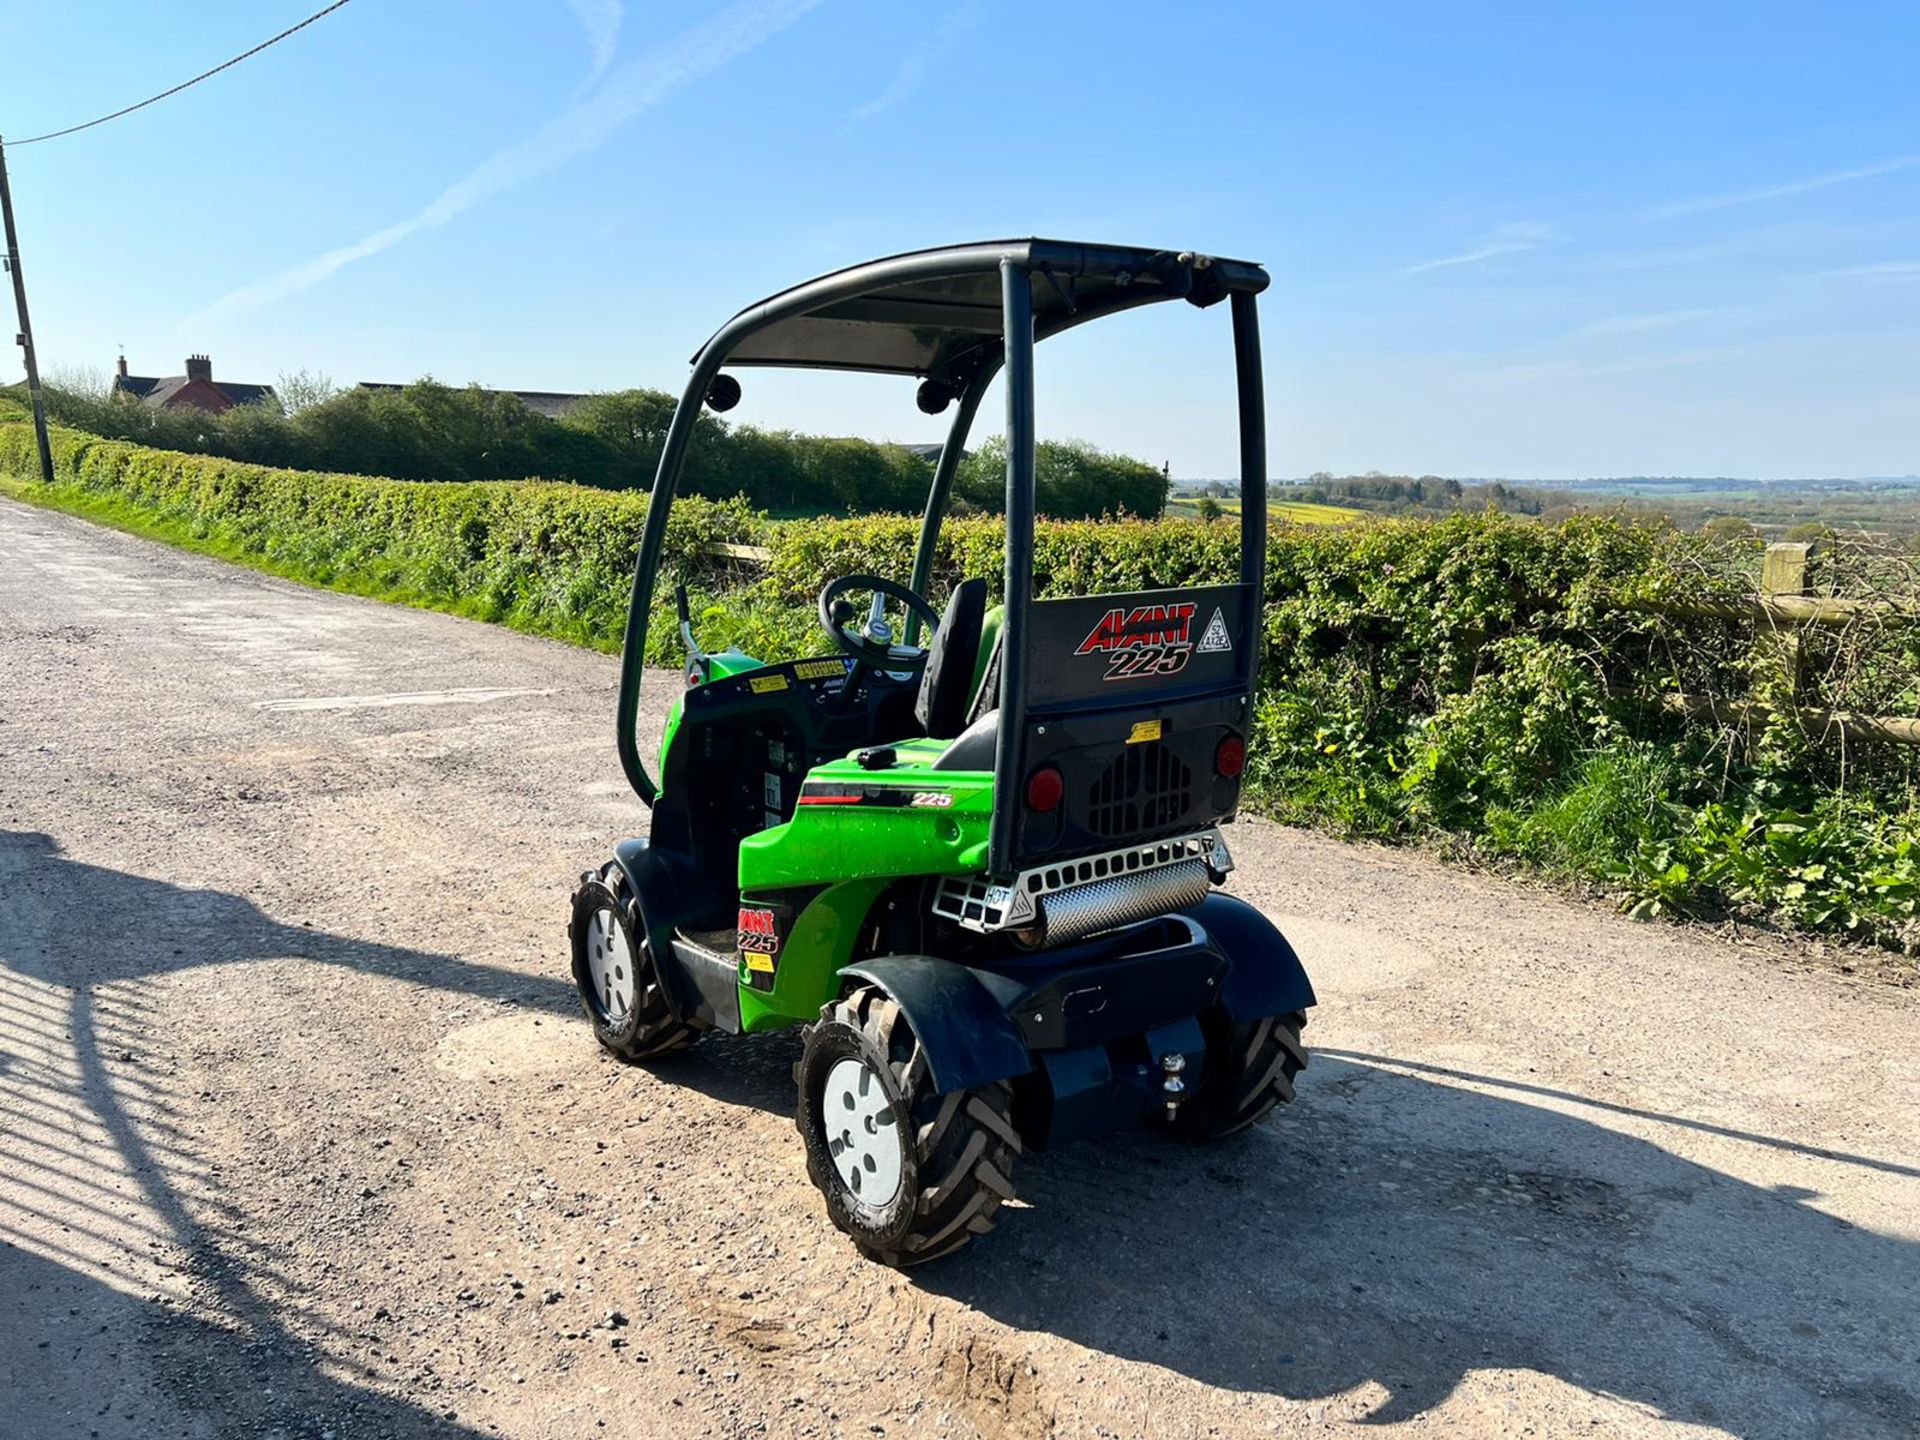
[0,137,56,485]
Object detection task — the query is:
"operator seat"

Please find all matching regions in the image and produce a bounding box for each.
[914,578,987,740]
[929,611,1003,772]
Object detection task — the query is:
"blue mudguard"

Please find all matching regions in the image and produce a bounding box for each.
[839,956,1035,1095]
[1189,891,1317,1020]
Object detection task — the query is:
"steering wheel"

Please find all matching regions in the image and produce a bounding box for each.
[817,573,942,676]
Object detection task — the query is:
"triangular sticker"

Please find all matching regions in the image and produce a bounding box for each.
[1197,606,1232,653]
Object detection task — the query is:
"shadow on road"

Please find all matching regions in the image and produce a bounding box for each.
[0,827,575,1009]
[0,829,527,1437]
[7,828,1916,1436]
[919,1053,1920,1437]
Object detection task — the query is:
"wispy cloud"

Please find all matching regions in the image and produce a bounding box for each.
[1809,260,1920,280]
[848,2,982,126]
[1570,307,1725,339]
[1462,345,1753,388]
[567,0,624,92]
[1640,155,1920,222]
[1402,222,1549,276]
[189,0,823,324]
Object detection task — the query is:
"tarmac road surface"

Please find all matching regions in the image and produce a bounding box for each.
[3,495,1918,1439]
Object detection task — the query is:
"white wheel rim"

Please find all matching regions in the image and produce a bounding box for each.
[822,1056,905,1207]
[585,906,636,1023]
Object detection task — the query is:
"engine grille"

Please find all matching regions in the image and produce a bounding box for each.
[1086,741,1193,839]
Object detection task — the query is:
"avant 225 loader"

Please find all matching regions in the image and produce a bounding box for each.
[570,240,1314,1264]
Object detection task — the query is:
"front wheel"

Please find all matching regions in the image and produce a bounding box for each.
[568,866,699,1061]
[1175,1010,1308,1140]
[795,985,1020,1266]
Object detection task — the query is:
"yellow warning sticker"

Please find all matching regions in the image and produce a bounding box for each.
[748,674,789,694]
[744,951,776,973]
[794,659,845,681]
[1126,718,1164,744]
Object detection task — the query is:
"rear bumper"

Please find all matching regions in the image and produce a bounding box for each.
[844,898,1314,1148]
[970,914,1228,1054]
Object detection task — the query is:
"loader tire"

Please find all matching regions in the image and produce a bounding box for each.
[568,864,699,1061]
[1175,1009,1307,1140]
[796,983,1020,1266]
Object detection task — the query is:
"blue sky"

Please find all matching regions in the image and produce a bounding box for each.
[4,0,1916,478]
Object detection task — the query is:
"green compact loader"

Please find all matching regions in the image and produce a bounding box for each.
[569,240,1314,1264]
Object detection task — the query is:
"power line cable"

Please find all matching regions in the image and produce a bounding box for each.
[5,0,354,148]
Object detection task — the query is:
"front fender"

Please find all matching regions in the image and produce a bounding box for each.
[609,837,707,1023]
[839,956,1034,1095]
[1189,892,1317,1020]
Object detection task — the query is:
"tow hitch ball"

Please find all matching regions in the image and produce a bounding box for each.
[1161,1052,1187,1120]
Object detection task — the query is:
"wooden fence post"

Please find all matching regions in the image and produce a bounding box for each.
[1759,541,1813,700]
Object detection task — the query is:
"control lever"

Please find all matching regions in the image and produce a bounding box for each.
[677,583,710,674]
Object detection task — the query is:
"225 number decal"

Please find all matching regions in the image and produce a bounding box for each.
[1104,643,1192,682]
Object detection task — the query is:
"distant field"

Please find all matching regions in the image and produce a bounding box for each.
[1165,494,1363,525]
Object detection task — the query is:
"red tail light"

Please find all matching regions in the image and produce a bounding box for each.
[1215,733,1246,779]
[1026,765,1064,813]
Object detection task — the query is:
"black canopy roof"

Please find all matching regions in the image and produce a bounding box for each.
[698,239,1269,381]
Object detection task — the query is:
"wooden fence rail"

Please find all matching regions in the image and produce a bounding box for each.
[1636,541,1920,747]
[699,540,774,564]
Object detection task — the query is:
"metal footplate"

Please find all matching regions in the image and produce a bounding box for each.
[933,827,1234,944]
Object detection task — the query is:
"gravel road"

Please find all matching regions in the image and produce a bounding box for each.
[3,495,1917,1440]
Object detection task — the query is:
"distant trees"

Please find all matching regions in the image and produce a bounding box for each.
[1783,521,1833,545]
[955,436,1169,519]
[35,379,1169,519]
[1701,515,1761,545]
[1273,471,1551,518]
[275,369,339,414]
[42,362,110,400]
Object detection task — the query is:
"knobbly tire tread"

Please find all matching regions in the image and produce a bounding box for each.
[796,983,1021,1266]
[1176,1010,1308,1140]
[568,864,699,1062]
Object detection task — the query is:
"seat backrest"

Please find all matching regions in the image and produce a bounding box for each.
[914,578,988,739]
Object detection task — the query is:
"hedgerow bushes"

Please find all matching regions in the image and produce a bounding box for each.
[4,415,1914,954]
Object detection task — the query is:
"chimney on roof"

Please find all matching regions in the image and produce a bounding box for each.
[185,354,212,384]
[116,354,129,378]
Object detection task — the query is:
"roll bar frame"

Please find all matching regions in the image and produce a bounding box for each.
[614,242,1269,836]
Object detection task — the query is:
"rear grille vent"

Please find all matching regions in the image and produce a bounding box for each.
[1086,741,1192,839]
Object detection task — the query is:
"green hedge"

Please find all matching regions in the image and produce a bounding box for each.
[4,416,1913,954]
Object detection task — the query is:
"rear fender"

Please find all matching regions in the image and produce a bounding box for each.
[839,956,1034,1095]
[1189,891,1317,1020]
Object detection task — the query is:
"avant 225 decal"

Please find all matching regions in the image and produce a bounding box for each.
[737,906,780,974]
[1074,601,1197,682]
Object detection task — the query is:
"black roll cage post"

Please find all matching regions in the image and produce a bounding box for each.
[614,248,1267,815]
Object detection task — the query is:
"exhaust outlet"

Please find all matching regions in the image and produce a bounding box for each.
[1035,857,1212,945]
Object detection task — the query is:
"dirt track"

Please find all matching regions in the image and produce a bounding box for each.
[3,494,1918,1439]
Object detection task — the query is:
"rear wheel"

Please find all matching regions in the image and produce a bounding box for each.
[568,865,699,1061]
[796,984,1020,1266]
[1175,1010,1308,1140]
